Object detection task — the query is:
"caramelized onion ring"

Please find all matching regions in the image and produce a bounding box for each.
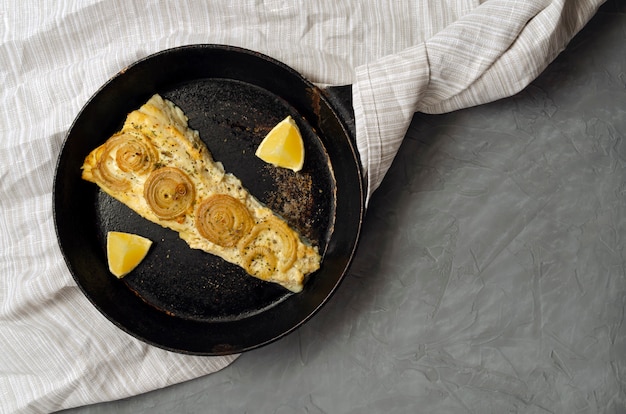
[93,141,129,191]
[195,195,254,247]
[93,133,158,191]
[239,216,297,272]
[114,133,158,174]
[242,246,277,281]
[144,167,195,220]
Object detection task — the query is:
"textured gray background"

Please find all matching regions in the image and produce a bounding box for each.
[61,2,625,413]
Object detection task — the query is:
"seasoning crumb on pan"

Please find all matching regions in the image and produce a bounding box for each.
[264,165,315,241]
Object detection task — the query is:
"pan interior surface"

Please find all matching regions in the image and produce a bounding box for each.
[53,45,363,355]
[97,78,335,322]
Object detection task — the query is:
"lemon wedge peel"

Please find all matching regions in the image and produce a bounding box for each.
[255,116,305,172]
[106,231,153,278]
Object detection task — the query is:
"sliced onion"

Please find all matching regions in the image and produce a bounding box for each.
[241,246,277,281]
[114,133,158,175]
[144,167,195,220]
[93,132,158,191]
[195,194,254,247]
[93,142,127,191]
[238,216,297,272]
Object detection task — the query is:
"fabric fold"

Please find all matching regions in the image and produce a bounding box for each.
[353,0,605,203]
[353,44,431,203]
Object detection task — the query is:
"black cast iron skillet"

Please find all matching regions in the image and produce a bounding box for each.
[53,44,364,355]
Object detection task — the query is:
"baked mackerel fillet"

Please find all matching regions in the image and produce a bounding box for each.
[81,94,320,292]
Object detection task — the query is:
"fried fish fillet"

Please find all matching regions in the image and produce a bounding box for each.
[81,94,320,292]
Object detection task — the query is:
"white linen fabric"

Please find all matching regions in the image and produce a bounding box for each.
[354,0,605,201]
[0,0,603,412]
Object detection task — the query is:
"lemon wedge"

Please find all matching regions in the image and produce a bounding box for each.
[255,116,304,172]
[106,231,153,278]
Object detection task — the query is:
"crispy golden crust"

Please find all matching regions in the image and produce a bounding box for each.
[82,94,320,292]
